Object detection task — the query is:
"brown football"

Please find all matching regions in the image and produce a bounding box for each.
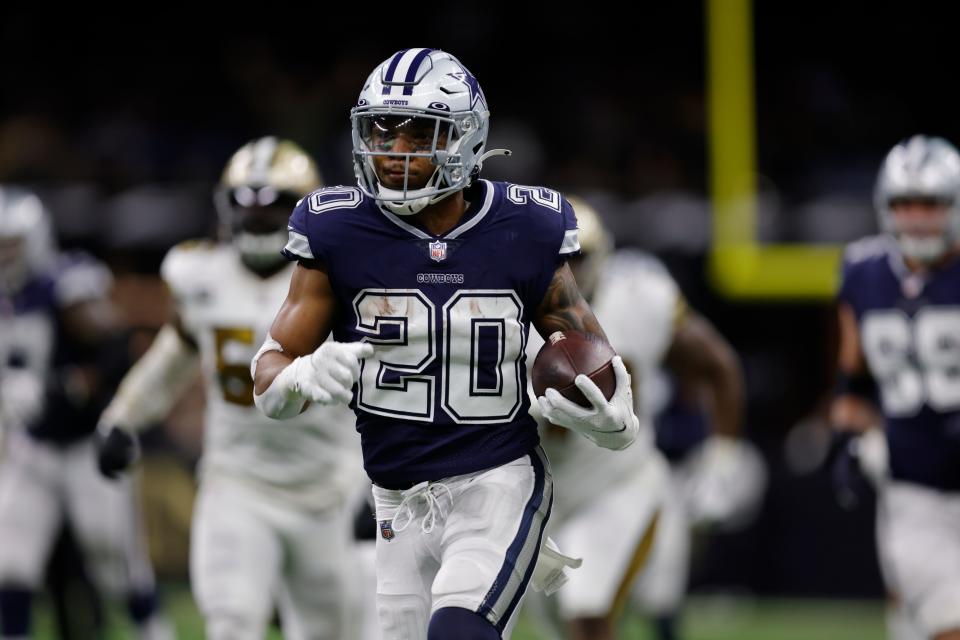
[530,330,617,408]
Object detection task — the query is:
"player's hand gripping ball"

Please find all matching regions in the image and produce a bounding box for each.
[531,330,616,407]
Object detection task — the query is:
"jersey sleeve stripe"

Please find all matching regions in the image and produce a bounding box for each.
[558,229,581,255]
[284,230,314,259]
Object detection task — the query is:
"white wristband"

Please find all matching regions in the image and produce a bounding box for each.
[252,354,309,420]
[250,332,285,381]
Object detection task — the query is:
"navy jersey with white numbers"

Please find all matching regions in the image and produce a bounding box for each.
[838,235,960,491]
[283,180,580,488]
[1,252,114,443]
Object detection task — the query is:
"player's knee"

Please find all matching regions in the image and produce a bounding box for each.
[0,535,46,588]
[0,557,43,589]
[204,610,265,640]
[377,594,429,639]
[428,607,500,640]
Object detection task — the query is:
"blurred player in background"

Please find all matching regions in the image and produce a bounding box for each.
[831,135,960,640]
[96,137,367,640]
[525,198,763,640]
[252,48,640,640]
[0,186,172,639]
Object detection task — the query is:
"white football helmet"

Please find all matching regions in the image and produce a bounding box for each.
[351,48,492,216]
[0,186,55,293]
[874,135,960,262]
[215,137,322,273]
[566,196,613,300]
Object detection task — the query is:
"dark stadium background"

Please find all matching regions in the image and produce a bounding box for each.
[3,3,958,607]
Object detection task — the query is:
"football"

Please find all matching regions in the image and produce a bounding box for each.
[530,330,617,408]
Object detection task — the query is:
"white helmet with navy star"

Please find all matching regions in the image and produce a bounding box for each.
[875,134,960,262]
[351,48,498,216]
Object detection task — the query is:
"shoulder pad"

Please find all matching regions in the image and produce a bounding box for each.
[844,235,891,266]
[161,239,219,292]
[301,186,367,216]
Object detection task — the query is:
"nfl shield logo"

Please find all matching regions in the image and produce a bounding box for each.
[379,520,395,541]
[429,240,447,262]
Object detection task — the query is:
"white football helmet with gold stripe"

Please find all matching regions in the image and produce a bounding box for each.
[565,195,613,301]
[215,137,322,273]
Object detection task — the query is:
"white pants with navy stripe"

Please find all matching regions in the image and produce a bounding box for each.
[371,449,552,640]
[877,481,960,637]
[0,430,156,596]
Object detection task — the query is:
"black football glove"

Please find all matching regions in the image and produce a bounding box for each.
[95,425,140,480]
[826,431,874,510]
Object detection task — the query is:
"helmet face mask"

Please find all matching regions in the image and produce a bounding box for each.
[225,187,301,235]
[889,196,951,261]
[875,135,960,263]
[215,137,322,274]
[351,49,490,216]
[354,113,456,197]
[0,235,26,285]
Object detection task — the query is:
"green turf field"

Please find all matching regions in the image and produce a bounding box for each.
[32,585,887,639]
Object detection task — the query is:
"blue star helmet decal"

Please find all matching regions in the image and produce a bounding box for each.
[447,67,487,111]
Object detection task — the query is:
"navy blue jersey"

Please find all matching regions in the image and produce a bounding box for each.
[283,180,580,488]
[838,235,960,491]
[2,252,114,444]
[654,374,709,463]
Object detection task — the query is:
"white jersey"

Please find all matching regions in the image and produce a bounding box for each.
[529,250,680,516]
[162,241,363,509]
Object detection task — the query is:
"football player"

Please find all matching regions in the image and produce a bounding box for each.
[96,138,367,640]
[831,135,960,640]
[251,49,640,640]
[525,198,761,640]
[0,186,172,639]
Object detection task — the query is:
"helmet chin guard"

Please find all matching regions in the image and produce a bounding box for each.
[376,178,456,217]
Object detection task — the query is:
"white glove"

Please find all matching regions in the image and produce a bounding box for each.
[255,341,374,418]
[531,536,582,596]
[854,427,888,488]
[1,369,45,428]
[537,355,639,450]
[680,436,767,531]
[290,341,375,405]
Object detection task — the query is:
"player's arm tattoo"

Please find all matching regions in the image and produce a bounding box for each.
[533,263,607,341]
